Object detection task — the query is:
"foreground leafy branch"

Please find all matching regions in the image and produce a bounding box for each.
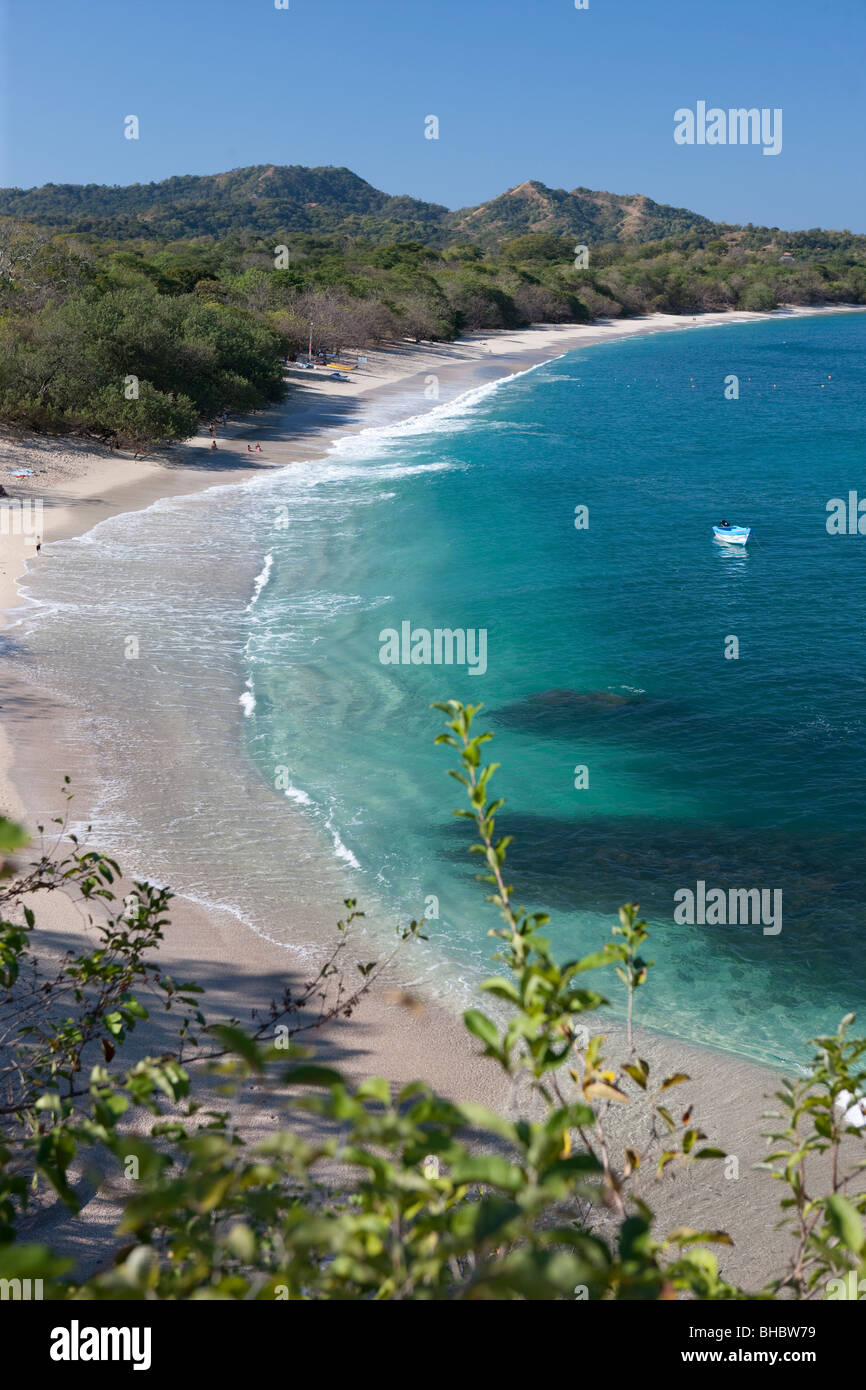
[0,705,862,1299]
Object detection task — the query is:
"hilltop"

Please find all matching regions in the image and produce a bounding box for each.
[0,164,715,247]
[449,179,715,247]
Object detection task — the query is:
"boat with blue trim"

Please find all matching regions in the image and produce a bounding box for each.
[713,521,751,545]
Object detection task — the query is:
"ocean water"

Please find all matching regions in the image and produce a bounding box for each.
[18,312,866,1068]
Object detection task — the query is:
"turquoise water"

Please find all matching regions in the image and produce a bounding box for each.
[245,313,866,1066]
[17,311,866,1070]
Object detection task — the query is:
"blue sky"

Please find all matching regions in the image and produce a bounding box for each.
[2,0,863,230]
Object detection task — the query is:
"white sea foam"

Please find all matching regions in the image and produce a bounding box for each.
[322,359,549,465]
[282,781,313,807]
[324,807,361,869]
[246,552,273,610]
[239,682,256,717]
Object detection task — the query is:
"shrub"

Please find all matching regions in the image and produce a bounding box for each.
[0,709,864,1299]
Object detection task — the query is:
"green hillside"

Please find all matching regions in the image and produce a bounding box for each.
[449,180,715,248]
[0,165,716,247]
[0,165,448,242]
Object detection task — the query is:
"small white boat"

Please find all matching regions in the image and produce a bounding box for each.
[713,524,751,545]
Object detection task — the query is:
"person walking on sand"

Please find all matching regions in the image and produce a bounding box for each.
[210,423,216,438]
[221,411,227,426]
[35,536,41,554]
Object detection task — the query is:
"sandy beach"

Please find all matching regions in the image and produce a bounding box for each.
[1,308,856,1290]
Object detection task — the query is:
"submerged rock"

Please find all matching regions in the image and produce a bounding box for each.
[534,688,634,707]
[490,687,645,734]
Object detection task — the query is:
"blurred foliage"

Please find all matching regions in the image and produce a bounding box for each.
[0,709,863,1300]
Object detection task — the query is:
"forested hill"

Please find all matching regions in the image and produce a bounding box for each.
[0,164,715,245]
[0,166,448,243]
[449,181,715,247]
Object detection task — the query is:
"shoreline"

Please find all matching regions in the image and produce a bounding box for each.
[2,305,862,1285]
[5,303,863,606]
[6,303,863,611]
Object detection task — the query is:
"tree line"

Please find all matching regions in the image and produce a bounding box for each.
[1,218,864,449]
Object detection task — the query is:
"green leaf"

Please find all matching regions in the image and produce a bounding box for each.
[667,1227,734,1247]
[208,1025,265,1070]
[282,1064,344,1087]
[463,1009,500,1051]
[449,1156,525,1191]
[825,1195,865,1253]
[480,976,520,1003]
[0,818,28,854]
[572,949,616,974]
[225,1224,257,1262]
[455,1101,520,1146]
[356,1077,390,1105]
[623,1060,649,1090]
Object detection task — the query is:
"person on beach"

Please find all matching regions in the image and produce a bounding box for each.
[247,444,253,452]
[211,440,218,451]
[221,411,227,426]
[35,536,41,554]
[255,443,262,452]
[210,423,216,438]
